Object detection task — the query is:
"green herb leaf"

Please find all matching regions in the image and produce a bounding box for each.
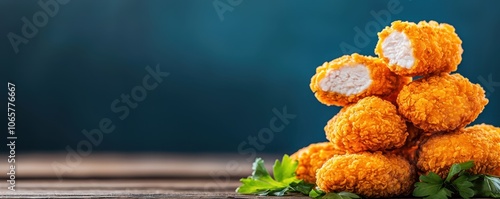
[426,187,453,199]
[251,158,274,182]
[446,161,473,182]
[337,191,361,198]
[413,160,500,199]
[452,175,475,199]
[269,187,289,196]
[414,161,484,199]
[446,164,462,182]
[458,161,475,171]
[236,157,288,195]
[322,193,343,199]
[273,154,298,183]
[413,182,443,197]
[236,155,310,196]
[477,175,500,198]
[414,172,445,197]
[421,172,444,184]
[237,176,282,194]
[322,192,361,199]
[290,181,315,195]
[466,173,480,182]
[309,189,325,199]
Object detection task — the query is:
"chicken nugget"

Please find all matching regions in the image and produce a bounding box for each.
[310,53,401,106]
[290,142,345,183]
[316,152,415,198]
[325,96,408,153]
[375,20,463,76]
[382,76,412,104]
[417,124,500,178]
[397,73,488,133]
[386,122,425,165]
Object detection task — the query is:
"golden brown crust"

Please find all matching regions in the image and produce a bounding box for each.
[375,20,463,76]
[382,76,412,104]
[397,73,488,133]
[290,142,345,183]
[417,124,500,178]
[310,53,400,106]
[386,122,425,165]
[325,96,408,153]
[316,152,415,198]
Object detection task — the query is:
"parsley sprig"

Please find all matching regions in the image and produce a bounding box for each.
[236,155,360,199]
[236,154,314,196]
[413,160,500,199]
[309,189,360,199]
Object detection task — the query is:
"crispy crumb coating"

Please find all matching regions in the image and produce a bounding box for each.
[310,53,400,106]
[405,122,423,145]
[397,73,488,133]
[325,96,408,153]
[382,76,412,104]
[417,124,500,178]
[316,152,415,198]
[375,20,463,76]
[290,142,346,183]
[387,122,424,165]
[493,168,500,176]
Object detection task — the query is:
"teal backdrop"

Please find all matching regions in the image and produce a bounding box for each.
[1,0,499,153]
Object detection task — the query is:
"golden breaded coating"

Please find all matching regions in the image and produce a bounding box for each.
[382,76,412,104]
[316,152,415,198]
[325,96,408,153]
[417,124,500,178]
[397,73,488,133]
[375,20,463,76]
[405,122,423,144]
[290,142,346,183]
[387,122,424,165]
[310,53,400,106]
[493,168,500,176]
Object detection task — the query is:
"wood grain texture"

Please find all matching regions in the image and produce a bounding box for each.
[1,153,306,198]
[0,153,280,179]
[0,179,310,198]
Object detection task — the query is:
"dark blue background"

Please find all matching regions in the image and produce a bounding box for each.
[1,0,499,153]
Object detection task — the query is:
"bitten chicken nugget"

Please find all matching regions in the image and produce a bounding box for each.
[290,142,345,183]
[375,20,463,76]
[397,73,488,133]
[310,53,401,106]
[325,96,408,153]
[316,152,415,198]
[417,124,500,178]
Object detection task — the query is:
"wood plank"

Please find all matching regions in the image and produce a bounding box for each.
[0,153,280,179]
[0,179,310,198]
[0,179,482,198]
[1,153,307,197]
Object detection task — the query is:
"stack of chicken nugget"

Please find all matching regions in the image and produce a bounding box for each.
[291,20,500,198]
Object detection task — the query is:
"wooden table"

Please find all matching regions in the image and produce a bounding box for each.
[0,153,309,198]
